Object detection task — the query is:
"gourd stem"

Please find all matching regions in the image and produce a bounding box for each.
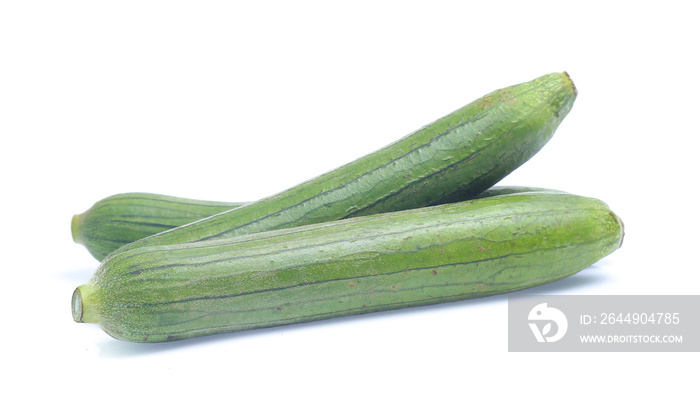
[72,285,98,324]
[71,213,84,245]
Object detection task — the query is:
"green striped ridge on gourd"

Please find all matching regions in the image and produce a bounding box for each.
[102,72,577,260]
[72,191,624,343]
[71,187,559,261]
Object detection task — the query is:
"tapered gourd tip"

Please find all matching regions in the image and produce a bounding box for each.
[71,213,84,245]
[618,215,625,248]
[72,285,98,324]
[562,71,577,96]
[607,210,625,249]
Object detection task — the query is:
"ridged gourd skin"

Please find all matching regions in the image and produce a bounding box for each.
[72,187,558,261]
[72,192,624,343]
[71,193,248,261]
[105,72,577,259]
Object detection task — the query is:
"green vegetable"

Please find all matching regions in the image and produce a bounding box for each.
[71,193,249,261]
[106,72,577,258]
[72,187,559,261]
[72,191,623,342]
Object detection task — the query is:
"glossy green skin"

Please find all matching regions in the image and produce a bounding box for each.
[107,73,577,258]
[73,192,623,343]
[72,193,248,261]
[73,187,558,261]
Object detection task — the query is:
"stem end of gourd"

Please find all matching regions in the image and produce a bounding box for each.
[72,285,98,324]
[71,213,84,245]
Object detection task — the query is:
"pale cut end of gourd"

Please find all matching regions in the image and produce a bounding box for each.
[71,213,84,245]
[72,285,98,324]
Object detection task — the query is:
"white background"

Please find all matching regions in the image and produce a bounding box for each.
[2,1,697,408]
